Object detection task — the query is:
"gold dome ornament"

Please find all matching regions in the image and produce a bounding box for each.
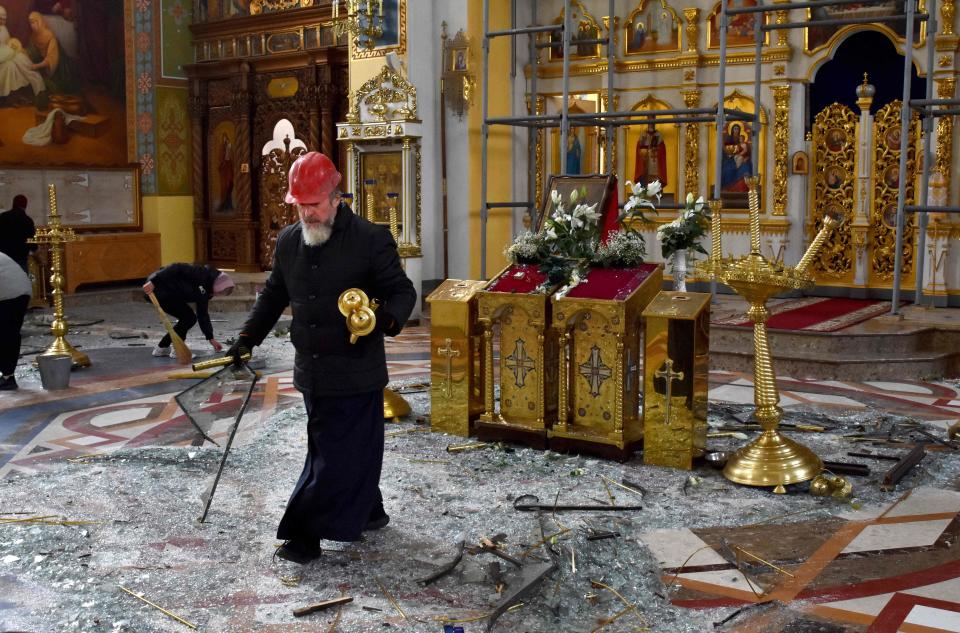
[337,288,410,421]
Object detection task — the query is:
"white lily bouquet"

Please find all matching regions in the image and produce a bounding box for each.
[504,186,602,294]
[657,192,710,260]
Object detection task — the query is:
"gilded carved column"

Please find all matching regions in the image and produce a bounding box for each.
[771,84,791,216]
[683,8,699,52]
[935,77,956,201]
[942,0,955,35]
[681,88,701,198]
[774,0,790,46]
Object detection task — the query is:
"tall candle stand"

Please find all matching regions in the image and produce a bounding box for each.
[697,178,837,492]
[31,184,90,367]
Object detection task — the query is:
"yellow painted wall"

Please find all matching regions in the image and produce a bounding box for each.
[142,196,195,265]
[469,0,513,279]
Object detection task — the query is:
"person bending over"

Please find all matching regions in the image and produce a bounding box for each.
[143,263,234,358]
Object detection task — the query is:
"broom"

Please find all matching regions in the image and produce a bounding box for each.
[146,292,193,365]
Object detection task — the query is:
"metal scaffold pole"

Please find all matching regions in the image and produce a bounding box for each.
[480,0,491,279]
[914,4,937,307]
[890,0,918,315]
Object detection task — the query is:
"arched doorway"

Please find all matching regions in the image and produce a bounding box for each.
[808,30,925,130]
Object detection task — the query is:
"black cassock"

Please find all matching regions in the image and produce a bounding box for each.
[277,390,385,542]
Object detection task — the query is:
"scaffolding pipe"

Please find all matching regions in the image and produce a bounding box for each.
[487,24,561,38]
[480,0,491,278]
[905,205,960,213]
[711,0,731,299]
[528,0,538,229]
[560,0,571,176]
[752,5,762,180]
[605,0,614,174]
[915,6,938,307]
[890,0,918,315]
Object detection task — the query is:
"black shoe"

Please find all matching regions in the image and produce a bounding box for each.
[275,540,321,565]
[365,512,390,531]
[0,376,17,391]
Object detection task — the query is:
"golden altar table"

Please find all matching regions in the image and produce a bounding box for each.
[549,264,663,460]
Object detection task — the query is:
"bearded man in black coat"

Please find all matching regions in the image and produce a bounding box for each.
[228,151,417,564]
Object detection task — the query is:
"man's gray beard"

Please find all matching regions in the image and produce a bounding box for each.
[301,221,333,246]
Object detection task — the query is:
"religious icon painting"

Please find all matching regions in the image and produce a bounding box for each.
[825,128,847,152]
[624,0,682,55]
[547,1,603,61]
[882,165,900,190]
[359,150,403,226]
[882,203,898,229]
[884,126,903,151]
[804,0,925,54]
[546,94,601,176]
[352,0,406,59]
[209,120,237,217]
[791,151,809,174]
[707,0,770,49]
[824,165,846,190]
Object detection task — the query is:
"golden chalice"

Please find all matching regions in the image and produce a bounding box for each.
[697,178,838,492]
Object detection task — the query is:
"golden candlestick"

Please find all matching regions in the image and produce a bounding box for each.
[30,184,90,368]
[696,181,838,492]
[746,176,761,254]
[387,193,400,244]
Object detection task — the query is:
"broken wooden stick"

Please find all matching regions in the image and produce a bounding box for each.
[513,494,641,512]
[822,460,870,477]
[292,596,353,618]
[881,445,926,491]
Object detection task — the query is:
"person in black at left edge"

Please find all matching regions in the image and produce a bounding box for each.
[0,194,37,273]
[226,151,417,565]
[142,263,235,358]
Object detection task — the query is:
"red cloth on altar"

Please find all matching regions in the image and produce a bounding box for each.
[564,264,659,301]
[485,264,549,294]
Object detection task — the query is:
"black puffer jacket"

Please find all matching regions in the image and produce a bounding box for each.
[240,204,417,396]
[147,263,221,340]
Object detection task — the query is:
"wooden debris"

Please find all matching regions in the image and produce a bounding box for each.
[847,451,900,461]
[292,596,353,618]
[446,441,489,453]
[822,460,870,477]
[119,585,197,630]
[375,577,407,622]
[480,536,522,568]
[586,531,621,541]
[882,445,926,490]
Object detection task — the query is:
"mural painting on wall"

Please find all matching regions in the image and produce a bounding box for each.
[0,0,128,166]
[197,0,250,21]
[624,0,681,55]
[708,0,769,48]
[805,1,924,53]
[209,120,236,216]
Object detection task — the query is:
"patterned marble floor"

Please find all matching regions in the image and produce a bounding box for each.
[3,325,959,480]
[2,322,960,631]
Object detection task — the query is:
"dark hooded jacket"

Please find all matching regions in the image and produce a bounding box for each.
[147,263,222,340]
[240,204,417,396]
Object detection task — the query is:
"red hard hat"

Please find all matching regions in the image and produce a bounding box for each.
[285,151,342,204]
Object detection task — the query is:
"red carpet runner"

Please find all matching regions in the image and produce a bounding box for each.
[714,297,894,332]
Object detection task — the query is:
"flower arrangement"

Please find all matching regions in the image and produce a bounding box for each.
[656,192,711,260]
[593,229,647,267]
